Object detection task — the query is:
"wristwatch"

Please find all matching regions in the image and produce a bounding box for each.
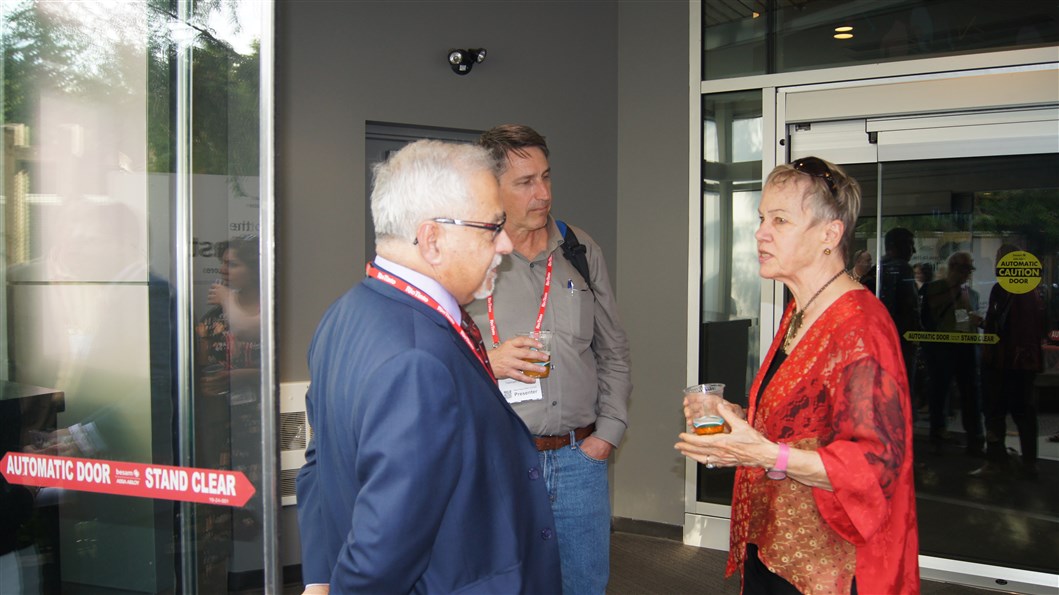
[766,443,789,480]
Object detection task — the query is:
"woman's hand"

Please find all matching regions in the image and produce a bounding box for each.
[676,402,833,489]
[682,391,745,425]
[207,281,232,311]
[675,401,772,469]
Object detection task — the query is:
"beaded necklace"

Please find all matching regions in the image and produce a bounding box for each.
[782,268,850,352]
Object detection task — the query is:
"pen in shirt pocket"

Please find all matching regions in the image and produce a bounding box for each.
[566,279,588,294]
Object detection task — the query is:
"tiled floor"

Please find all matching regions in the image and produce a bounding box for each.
[609,531,1008,595]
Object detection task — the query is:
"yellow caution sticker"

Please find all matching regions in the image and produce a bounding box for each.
[996,250,1041,294]
[904,331,999,344]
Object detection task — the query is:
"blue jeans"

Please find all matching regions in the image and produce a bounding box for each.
[538,439,610,595]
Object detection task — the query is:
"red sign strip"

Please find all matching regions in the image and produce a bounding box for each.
[1,452,255,508]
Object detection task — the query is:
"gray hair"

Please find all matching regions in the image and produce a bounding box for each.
[765,157,861,261]
[371,139,498,243]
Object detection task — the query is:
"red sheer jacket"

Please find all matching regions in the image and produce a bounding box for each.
[726,288,920,594]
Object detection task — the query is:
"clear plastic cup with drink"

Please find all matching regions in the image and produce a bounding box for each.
[517,330,552,379]
[683,383,728,435]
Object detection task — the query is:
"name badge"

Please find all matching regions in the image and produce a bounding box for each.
[954,308,970,332]
[499,377,543,404]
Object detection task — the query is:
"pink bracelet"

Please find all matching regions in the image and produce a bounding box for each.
[766,443,789,480]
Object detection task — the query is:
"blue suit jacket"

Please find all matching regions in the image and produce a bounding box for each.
[296,276,562,593]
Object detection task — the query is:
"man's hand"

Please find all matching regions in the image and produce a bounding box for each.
[579,435,613,461]
[488,336,550,383]
[302,585,329,595]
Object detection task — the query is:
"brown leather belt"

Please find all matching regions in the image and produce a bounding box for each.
[534,424,595,451]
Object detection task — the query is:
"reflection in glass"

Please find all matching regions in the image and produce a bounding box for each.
[851,154,1058,575]
[697,91,762,506]
[703,0,1059,80]
[2,1,266,592]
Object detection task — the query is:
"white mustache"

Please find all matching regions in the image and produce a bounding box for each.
[474,254,505,300]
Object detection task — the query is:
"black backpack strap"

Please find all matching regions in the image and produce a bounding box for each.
[556,219,591,289]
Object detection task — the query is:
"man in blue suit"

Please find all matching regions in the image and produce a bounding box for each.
[296,139,562,593]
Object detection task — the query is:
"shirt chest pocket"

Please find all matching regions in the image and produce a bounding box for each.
[557,282,594,348]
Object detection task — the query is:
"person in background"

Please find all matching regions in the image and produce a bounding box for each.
[913,262,933,292]
[296,139,561,593]
[676,156,919,594]
[196,236,262,389]
[972,244,1046,480]
[911,261,935,412]
[193,235,262,585]
[920,251,985,456]
[851,248,873,282]
[469,124,632,595]
[862,228,921,400]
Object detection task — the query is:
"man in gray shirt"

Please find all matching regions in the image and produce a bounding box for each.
[468,124,632,595]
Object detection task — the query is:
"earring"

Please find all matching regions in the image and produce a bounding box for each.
[824,247,832,255]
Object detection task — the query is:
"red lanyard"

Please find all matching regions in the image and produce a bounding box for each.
[486,254,553,347]
[366,263,495,382]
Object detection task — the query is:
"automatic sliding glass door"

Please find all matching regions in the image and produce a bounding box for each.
[842,154,1059,577]
[1,2,275,592]
[789,108,1058,589]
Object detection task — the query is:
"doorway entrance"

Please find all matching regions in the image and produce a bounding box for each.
[685,64,1059,595]
[782,71,1059,592]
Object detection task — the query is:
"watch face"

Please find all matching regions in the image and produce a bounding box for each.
[766,469,787,480]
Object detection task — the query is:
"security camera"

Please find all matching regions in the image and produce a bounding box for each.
[447,48,486,75]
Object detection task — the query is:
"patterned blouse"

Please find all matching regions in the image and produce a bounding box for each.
[726,288,920,594]
[195,306,261,374]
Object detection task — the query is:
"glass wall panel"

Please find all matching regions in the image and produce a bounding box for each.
[702,1,767,80]
[849,154,1059,575]
[1,1,271,592]
[696,90,762,506]
[703,0,1059,80]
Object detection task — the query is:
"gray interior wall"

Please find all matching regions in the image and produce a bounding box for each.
[613,2,691,526]
[277,0,691,529]
[277,0,619,381]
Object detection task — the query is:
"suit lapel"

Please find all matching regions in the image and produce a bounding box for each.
[364,278,497,387]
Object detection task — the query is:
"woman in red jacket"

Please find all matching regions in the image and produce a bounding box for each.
[677,157,919,594]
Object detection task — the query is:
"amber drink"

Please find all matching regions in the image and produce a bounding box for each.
[684,383,729,434]
[517,331,552,379]
[692,415,727,435]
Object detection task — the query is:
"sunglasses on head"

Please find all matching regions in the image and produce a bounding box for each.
[792,157,837,197]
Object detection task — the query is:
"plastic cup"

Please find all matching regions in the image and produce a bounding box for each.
[517,330,552,379]
[683,383,727,435]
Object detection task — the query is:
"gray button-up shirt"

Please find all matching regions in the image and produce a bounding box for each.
[466,218,632,447]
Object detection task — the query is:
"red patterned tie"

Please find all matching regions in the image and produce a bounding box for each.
[460,306,493,372]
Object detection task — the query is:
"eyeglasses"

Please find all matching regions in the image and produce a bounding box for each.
[792,157,837,197]
[421,214,506,243]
